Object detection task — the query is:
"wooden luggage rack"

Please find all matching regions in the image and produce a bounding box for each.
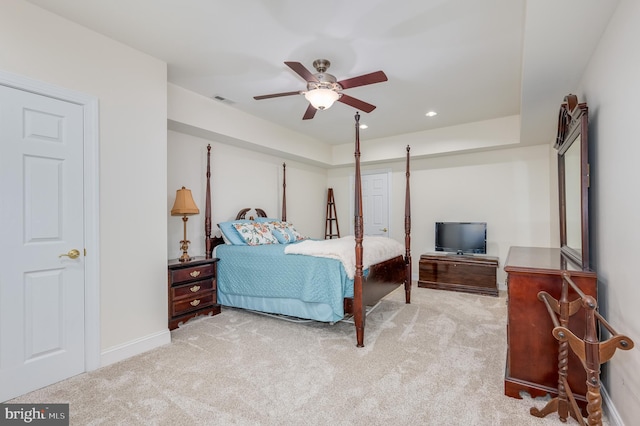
[324,187,340,239]
[535,271,634,425]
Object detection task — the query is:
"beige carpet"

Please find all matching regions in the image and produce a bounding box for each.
[10,283,607,425]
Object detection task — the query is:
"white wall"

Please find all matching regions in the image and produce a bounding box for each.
[328,144,555,287]
[0,1,169,359]
[168,84,332,166]
[578,0,640,423]
[168,130,327,259]
[331,115,521,166]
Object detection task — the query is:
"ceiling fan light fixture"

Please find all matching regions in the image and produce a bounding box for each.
[254,60,387,119]
[304,88,340,110]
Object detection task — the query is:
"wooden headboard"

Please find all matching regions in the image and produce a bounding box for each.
[234,208,268,220]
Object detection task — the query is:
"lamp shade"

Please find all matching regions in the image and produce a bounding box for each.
[171,186,199,216]
[304,88,340,110]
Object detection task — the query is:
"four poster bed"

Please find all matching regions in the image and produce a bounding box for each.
[204,113,412,347]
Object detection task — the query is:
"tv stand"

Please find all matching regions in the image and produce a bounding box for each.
[418,253,499,296]
[446,252,476,258]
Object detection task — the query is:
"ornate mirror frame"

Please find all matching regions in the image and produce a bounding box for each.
[555,94,590,270]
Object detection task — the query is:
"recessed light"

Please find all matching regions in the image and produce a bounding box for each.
[425,111,437,117]
[359,124,368,129]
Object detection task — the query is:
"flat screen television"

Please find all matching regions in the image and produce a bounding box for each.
[435,222,487,255]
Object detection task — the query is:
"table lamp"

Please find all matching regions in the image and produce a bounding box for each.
[171,186,199,262]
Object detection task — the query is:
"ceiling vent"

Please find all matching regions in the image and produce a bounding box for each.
[211,94,235,105]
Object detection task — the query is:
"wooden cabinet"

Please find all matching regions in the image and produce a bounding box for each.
[418,253,499,296]
[504,246,597,409]
[168,257,221,330]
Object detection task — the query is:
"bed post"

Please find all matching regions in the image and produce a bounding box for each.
[282,162,287,222]
[353,113,365,347]
[404,145,412,304]
[205,144,213,259]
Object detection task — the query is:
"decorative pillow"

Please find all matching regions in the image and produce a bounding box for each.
[218,220,252,245]
[287,223,306,241]
[266,221,294,243]
[232,222,279,246]
[264,221,307,243]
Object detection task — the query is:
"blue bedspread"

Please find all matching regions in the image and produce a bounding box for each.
[216,242,354,322]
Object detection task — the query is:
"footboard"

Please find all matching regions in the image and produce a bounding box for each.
[344,255,405,314]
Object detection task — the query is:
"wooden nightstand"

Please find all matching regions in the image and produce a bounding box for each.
[168,256,221,330]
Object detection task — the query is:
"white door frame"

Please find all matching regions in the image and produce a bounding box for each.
[349,168,392,236]
[0,70,101,371]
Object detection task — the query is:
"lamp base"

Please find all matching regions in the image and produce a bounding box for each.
[178,252,193,262]
[178,238,192,262]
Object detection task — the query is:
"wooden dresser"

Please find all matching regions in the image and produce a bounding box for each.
[168,257,221,330]
[418,253,499,296]
[504,246,597,408]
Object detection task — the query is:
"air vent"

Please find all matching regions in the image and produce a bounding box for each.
[211,94,235,105]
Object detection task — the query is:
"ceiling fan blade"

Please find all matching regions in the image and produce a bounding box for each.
[338,94,376,113]
[337,71,388,90]
[285,61,319,83]
[253,91,300,100]
[302,104,317,120]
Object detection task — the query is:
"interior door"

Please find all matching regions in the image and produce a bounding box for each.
[362,172,390,237]
[0,84,85,401]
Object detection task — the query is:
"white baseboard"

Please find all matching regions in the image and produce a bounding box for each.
[100,329,171,367]
[602,384,624,426]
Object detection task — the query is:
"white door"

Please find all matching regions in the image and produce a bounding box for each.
[0,85,86,401]
[362,172,390,237]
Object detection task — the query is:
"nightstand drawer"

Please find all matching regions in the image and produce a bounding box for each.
[172,279,215,300]
[170,263,214,284]
[172,293,214,317]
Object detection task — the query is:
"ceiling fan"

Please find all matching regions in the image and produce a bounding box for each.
[253,59,388,120]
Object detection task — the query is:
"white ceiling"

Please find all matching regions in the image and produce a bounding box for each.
[25,0,619,147]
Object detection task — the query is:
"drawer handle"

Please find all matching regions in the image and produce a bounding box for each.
[190,285,201,293]
[190,299,201,307]
[189,270,201,278]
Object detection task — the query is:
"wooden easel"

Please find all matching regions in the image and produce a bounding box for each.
[535,271,634,425]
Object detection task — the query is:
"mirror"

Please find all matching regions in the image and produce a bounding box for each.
[555,94,590,270]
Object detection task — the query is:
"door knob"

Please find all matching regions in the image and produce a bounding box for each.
[59,249,80,259]
[380,228,388,232]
